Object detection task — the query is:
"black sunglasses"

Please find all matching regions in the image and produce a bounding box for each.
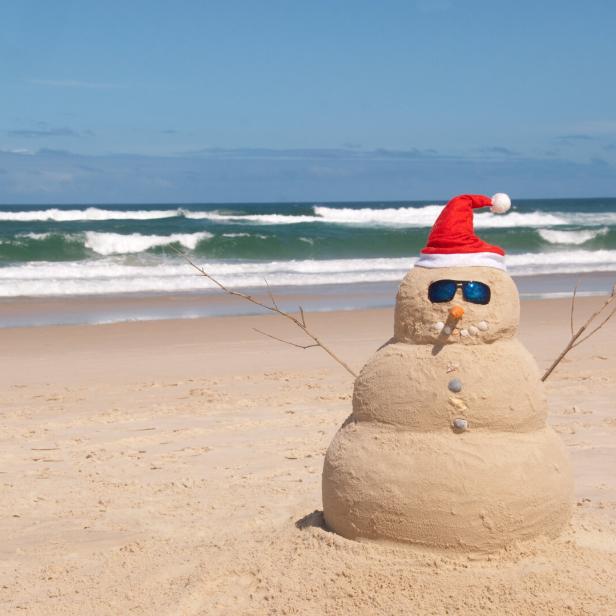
[428,279,491,305]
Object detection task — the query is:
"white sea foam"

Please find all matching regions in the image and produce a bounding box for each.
[317,206,593,228]
[506,249,616,275]
[313,205,444,226]
[1,250,616,297]
[0,207,182,222]
[472,211,569,228]
[184,205,443,226]
[0,233,48,244]
[221,232,268,239]
[538,227,609,245]
[84,232,213,255]
[184,210,320,223]
[183,206,616,228]
[17,232,53,240]
[2,204,616,227]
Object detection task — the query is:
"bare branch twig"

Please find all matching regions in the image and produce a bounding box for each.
[264,278,279,310]
[253,328,319,349]
[571,302,616,348]
[173,247,358,378]
[299,306,306,327]
[570,277,580,336]
[542,283,616,381]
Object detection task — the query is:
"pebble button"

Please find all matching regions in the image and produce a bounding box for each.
[453,418,468,431]
[448,378,462,393]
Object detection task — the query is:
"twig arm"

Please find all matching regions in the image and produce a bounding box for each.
[541,325,586,381]
[571,301,616,348]
[173,248,358,378]
[264,279,279,310]
[542,286,616,381]
[570,278,580,336]
[253,328,319,349]
[295,327,358,378]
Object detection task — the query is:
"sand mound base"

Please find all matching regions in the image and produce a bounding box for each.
[323,423,573,552]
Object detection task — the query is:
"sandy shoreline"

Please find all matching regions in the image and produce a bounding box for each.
[2,271,615,328]
[2,296,616,614]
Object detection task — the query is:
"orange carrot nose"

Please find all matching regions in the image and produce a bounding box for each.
[449,305,465,320]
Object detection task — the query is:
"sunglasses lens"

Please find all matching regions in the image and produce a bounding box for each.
[428,280,457,303]
[463,281,491,304]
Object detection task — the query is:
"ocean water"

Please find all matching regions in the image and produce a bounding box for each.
[1,198,615,304]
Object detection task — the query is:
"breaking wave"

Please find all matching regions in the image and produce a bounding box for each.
[182,206,614,228]
[538,227,609,245]
[3,204,616,227]
[0,207,181,222]
[83,231,213,255]
[2,250,616,297]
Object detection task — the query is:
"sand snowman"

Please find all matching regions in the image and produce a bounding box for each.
[322,194,573,552]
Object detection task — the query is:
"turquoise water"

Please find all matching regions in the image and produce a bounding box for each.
[1,198,616,297]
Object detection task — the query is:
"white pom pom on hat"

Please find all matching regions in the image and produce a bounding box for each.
[490,193,511,214]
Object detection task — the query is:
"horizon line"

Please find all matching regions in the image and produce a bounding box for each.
[1,196,616,208]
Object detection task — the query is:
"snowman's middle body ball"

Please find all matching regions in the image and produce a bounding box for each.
[322,266,573,552]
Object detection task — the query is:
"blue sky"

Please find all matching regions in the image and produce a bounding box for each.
[1,0,616,203]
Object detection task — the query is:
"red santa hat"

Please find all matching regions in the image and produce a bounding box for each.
[414,193,511,271]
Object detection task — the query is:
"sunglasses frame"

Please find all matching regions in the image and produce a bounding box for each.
[428,279,491,305]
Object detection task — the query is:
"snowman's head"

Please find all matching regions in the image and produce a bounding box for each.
[394,265,519,345]
[397,193,516,344]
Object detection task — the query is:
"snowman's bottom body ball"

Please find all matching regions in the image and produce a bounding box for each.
[322,423,572,552]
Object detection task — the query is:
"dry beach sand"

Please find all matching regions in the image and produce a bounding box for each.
[1,296,616,615]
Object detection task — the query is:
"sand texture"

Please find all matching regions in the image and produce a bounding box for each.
[323,424,571,549]
[1,297,616,614]
[351,339,547,430]
[395,266,520,345]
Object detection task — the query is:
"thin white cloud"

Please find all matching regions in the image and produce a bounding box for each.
[28,79,122,90]
[6,127,85,138]
[1,146,614,202]
[180,147,440,160]
[0,147,35,155]
[567,121,616,136]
